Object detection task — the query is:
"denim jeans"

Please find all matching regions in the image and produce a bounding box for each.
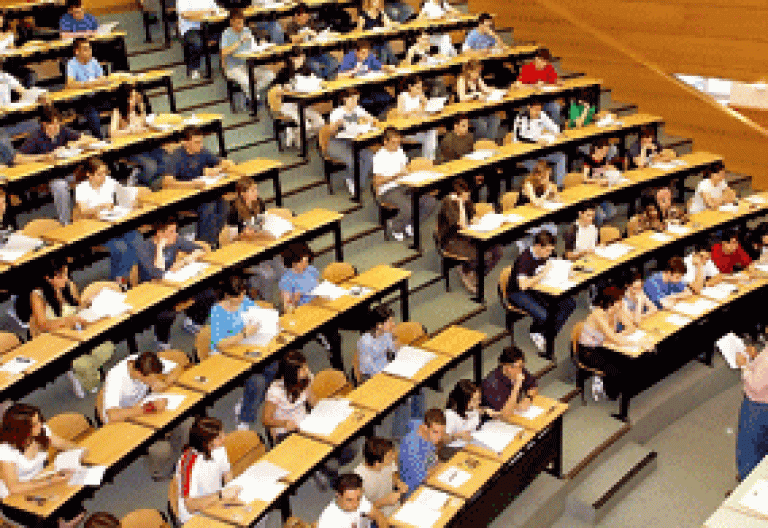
[104,230,142,280]
[183,29,203,71]
[196,199,226,245]
[255,20,285,44]
[737,397,768,480]
[522,152,568,187]
[507,290,576,337]
[155,288,217,343]
[327,137,374,189]
[544,101,562,127]
[131,147,166,190]
[392,389,425,438]
[379,187,438,233]
[239,360,279,424]
[308,53,339,80]
[51,175,74,225]
[373,43,396,66]
[595,201,618,226]
[82,104,104,139]
[361,91,395,118]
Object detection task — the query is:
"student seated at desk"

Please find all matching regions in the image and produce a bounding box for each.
[221,9,275,110]
[66,38,111,139]
[177,0,221,80]
[563,206,598,260]
[273,51,326,148]
[640,185,676,223]
[456,59,501,141]
[163,127,234,246]
[284,4,337,80]
[581,140,621,224]
[262,349,312,436]
[416,0,459,58]
[437,115,484,192]
[354,437,408,518]
[627,127,675,170]
[74,158,142,285]
[0,403,85,528]
[398,408,445,497]
[372,128,438,242]
[628,204,665,235]
[136,217,217,348]
[317,473,390,528]
[327,89,377,196]
[59,0,98,39]
[15,107,96,225]
[515,49,561,123]
[338,40,395,117]
[567,89,599,129]
[513,102,567,187]
[102,350,190,481]
[642,256,691,309]
[481,347,538,416]
[688,164,736,214]
[516,160,558,252]
[578,287,652,401]
[436,179,502,294]
[682,243,722,294]
[384,0,415,24]
[175,416,241,523]
[621,269,657,327]
[506,231,576,354]
[15,257,115,398]
[357,0,396,66]
[442,379,498,459]
[401,32,449,97]
[396,77,437,160]
[0,13,37,88]
[712,229,752,275]
[462,13,505,53]
[210,275,280,432]
[110,82,167,190]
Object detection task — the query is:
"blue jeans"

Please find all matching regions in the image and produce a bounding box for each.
[472,115,501,141]
[196,199,226,245]
[104,230,142,280]
[308,54,338,80]
[384,2,414,23]
[239,360,280,424]
[326,138,374,189]
[595,201,618,226]
[392,389,426,438]
[183,29,203,71]
[522,152,568,187]
[256,20,284,44]
[737,397,768,480]
[361,91,395,118]
[130,148,166,190]
[82,104,104,139]
[507,291,576,337]
[373,43,395,66]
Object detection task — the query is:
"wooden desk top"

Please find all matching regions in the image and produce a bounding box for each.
[463,427,537,464]
[0,239,59,269]
[381,354,453,385]
[291,208,343,229]
[0,334,79,391]
[279,304,337,336]
[127,387,203,429]
[346,373,414,412]
[80,422,155,467]
[40,219,110,244]
[298,403,376,446]
[389,487,466,528]
[421,326,486,358]
[425,450,502,500]
[260,434,333,483]
[201,241,265,266]
[160,261,223,290]
[0,31,125,59]
[124,282,178,310]
[219,332,296,364]
[202,498,273,528]
[347,264,411,290]
[1,480,81,519]
[502,395,568,432]
[175,354,252,394]
[53,310,132,342]
[183,516,244,528]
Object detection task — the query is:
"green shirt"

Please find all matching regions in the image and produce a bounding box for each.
[568,103,596,128]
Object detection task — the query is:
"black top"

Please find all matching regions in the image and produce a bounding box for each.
[227,198,266,233]
[582,153,610,176]
[627,139,662,169]
[509,248,548,294]
[481,366,538,411]
[273,60,314,87]
[361,10,385,30]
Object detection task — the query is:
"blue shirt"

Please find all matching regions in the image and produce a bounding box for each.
[18,125,80,155]
[66,57,103,83]
[398,419,437,497]
[643,272,686,308]
[463,28,497,50]
[220,27,252,70]
[136,238,202,282]
[210,297,256,351]
[166,147,220,182]
[338,51,382,75]
[59,12,98,33]
[357,332,396,377]
[278,265,320,306]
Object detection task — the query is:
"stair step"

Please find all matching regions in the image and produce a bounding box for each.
[471,322,509,347]
[565,442,658,524]
[539,379,581,403]
[409,290,485,334]
[406,269,444,295]
[561,404,631,479]
[311,219,383,257]
[488,473,566,528]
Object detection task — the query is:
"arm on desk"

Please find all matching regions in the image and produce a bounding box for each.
[0,462,70,496]
[261,401,298,433]
[163,175,205,190]
[105,403,146,423]
[517,263,550,290]
[500,373,527,418]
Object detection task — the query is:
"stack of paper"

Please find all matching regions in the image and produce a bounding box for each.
[515,405,545,420]
[54,448,107,486]
[293,75,322,92]
[96,21,119,35]
[739,479,768,516]
[98,206,131,222]
[469,213,505,232]
[141,393,186,411]
[79,288,131,323]
[718,203,740,213]
[666,224,690,236]
[393,488,451,528]
[701,283,737,301]
[666,313,692,327]
[716,332,747,369]
[471,420,524,454]
[437,467,472,488]
[240,306,280,347]
[594,243,633,261]
[227,461,289,503]
[463,149,496,161]
[651,159,687,170]
[425,97,447,113]
[163,262,209,283]
[383,346,436,379]
[596,114,620,127]
[0,356,36,374]
[399,171,442,184]
[311,280,349,301]
[299,398,354,436]
[262,213,293,239]
[0,232,43,262]
[539,259,573,289]
[673,298,718,317]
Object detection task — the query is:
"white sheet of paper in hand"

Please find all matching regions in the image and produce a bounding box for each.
[163,262,208,283]
[383,346,436,379]
[311,280,349,301]
[262,213,293,239]
[594,243,633,260]
[0,357,36,374]
[142,393,186,411]
[701,284,737,301]
[666,313,692,327]
[54,449,85,472]
[393,501,441,528]
[516,404,545,420]
[716,332,746,369]
[540,259,572,288]
[739,479,768,516]
[437,467,471,488]
[398,171,441,184]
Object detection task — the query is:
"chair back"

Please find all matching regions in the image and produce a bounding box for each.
[47,413,94,444]
[266,207,293,220]
[168,476,180,524]
[501,191,519,211]
[408,157,433,172]
[224,430,267,477]
[474,202,494,217]
[22,218,62,238]
[322,262,356,284]
[318,124,335,158]
[195,325,211,362]
[626,215,642,236]
[498,265,512,302]
[311,369,353,400]
[570,321,584,362]
[158,349,191,370]
[95,387,105,425]
[0,332,21,355]
[503,132,514,145]
[267,86,283,115]
[563,172,583,189]
[473,139,498,151]
[393,321,427,346]
[121,509,170,528]
[599,226,621,245]
[80,281,122,307]
[284,518,313,528]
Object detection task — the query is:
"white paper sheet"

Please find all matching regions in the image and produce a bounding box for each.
[515,404,545,420]
[2,232,43,253]
[398,171,442,184]
[98,205,132,222]
[358,70,386,79]
[539,200,563,210]
[470,420,524,454]
[292,75,323,92]
[716,332,747,369]
[666,314,692,327]
[240,306,280,346]
[336,122,374,139]
[415,488,450,510]
[382,346,436,379]
[142,393,186,411]
[163,262,209,283]
[437,467,471,488]
[651,159,687,170]
[393,501,441,528]
[701,283,737,301]
[463,149,496,161]
[673,298,718,317]
[718,203,740,213]
[539,259,572,288]
[0,249,25,262]
[96,22,119,35]
[20,87,46,104]
[626,329,647,343]
[666,224,690,236]
[539,133,557,145]
[596,115,622,127]
[745,195,766,205]
[650,232,673,242]
[227,472,287,503]
[740,479,768,516]
[311,280,349,301]
[299,398,353,436]
[756,263,768,273]
[79,288,131,323]
[425,97,447,113]
[469,213,505,233]
[262,213,293,239]
[54,449,85,472]
[486,89,506,102]
[594,243,633,261]
[71,465,107,486]
[116,184,138,209]
[0,356,36,374]
[243,460,290,482]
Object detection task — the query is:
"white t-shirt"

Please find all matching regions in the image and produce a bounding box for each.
[176,446,231,523]
[330,105,371,127]
[689,178,728,214]
[265,375,313,436]
[682,254,720,285]
[354,462,397,517]
[75,176,118,210]
[445,408,480,448]
[317,496,373,528]
[0,425,52,498]
[372,147,408,196]
[420,0,450,18]
[102,354,174,423]
[574,224,598,253]
[399,91,423,113]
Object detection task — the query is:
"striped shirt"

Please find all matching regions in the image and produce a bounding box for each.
[357,332,396,377]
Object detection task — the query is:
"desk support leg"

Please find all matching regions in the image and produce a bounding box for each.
[127,335,139,354]
[299,103,308,158]
[475,242,486,303]
[166,77,176,113]
[333,221,343,262]
[353,145,361,202]
[410,190,421,251]
[613,393,629,422]
[248,61,258,116]
[273,169,283,207]
[401,279,409,321]
[473,345,482,385]
[203,23,212,79]
[216,121,226,157]
[278,495,291,526]
[161,0,170,45]
[549,416,563,478]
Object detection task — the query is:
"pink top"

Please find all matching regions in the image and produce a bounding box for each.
[743,347,768,404]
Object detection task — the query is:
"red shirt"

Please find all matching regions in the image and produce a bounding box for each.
[517,62,558,85]
[711,243,752,273]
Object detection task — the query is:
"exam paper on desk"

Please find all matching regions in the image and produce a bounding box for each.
[437,467,471,488]
[163,262,209,283]
[141,393,186,411]
[383,346,436,379]
[739,479,768,517]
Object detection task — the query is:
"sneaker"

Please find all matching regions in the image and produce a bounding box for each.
[190,70,200,80]
[236,422,250,431]
[392,231,405,242]
[530,332,546,353]
[404,224,414,237]
[182,317,201,335]
[234,397,242,420]
[66,370,85,399]
[345,178,356,195]
[591,375,605,402]
[285,128,297,148]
